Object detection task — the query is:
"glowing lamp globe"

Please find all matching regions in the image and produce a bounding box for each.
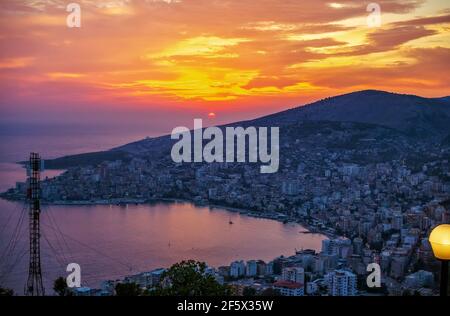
[429,225,450,260]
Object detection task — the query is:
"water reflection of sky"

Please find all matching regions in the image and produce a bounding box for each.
[0,200,326,294]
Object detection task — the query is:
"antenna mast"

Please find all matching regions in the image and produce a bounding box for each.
[25,152,45,296]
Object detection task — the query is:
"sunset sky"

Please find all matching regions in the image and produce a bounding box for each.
[0,0,449,133]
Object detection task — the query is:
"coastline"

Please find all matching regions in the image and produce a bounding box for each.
[0,194,337,239]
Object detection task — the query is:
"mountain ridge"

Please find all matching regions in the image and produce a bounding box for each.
[247,89,450,133]
[44,89,450,169]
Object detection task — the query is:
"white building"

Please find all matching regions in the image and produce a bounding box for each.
[306,279,321,295]
[353,237,364,255]
[230,260,246,278]
[281,267,305,284]
[124,272,153,288]
[273,281,304,296]
[322,238,352,259]
[392,213,403,230]
[342,164,360,176]
[246,260,258,277]
[325,269,357,296]
[265,261,274,275]
[281,180,300,195]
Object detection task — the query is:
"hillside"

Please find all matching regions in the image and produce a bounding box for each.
[251,90,450,138]
[44,90,450,169]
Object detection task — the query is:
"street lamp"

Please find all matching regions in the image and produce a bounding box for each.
[429,224,450,296]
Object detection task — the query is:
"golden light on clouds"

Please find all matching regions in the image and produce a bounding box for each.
[129,67,259,101]
[0,57,35,69]
[328,3,345,9]
[0,0,449,112]
[148,36,249,59]
[47,72,85,79]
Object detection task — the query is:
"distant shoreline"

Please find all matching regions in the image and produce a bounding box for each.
[170,198,336,238]
[0,194,335,239]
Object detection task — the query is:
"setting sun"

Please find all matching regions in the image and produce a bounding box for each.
[0,0,449,120]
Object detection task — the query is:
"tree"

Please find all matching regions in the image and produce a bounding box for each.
[150,260,232,296]
[0,286,14,296]
[115,282,143,296]
[53,277,69,296]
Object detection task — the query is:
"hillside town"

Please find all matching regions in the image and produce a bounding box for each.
[68,236,439,296]
[2,121,450,296]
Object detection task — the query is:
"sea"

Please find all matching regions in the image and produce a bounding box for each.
[0,124,326,294]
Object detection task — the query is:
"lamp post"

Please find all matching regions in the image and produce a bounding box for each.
[429,224,450,296]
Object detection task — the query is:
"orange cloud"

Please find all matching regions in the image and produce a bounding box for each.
[0,0,448,116]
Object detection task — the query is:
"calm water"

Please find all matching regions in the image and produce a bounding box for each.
[0,199,326,294]
[0,126,326,294]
